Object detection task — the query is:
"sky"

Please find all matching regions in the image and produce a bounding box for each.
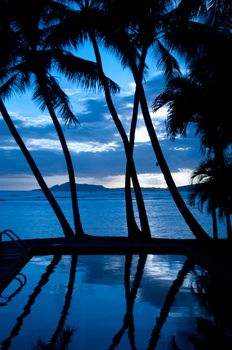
[0,44,203,190]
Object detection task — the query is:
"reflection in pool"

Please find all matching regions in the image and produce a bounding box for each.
[0,254,230,349]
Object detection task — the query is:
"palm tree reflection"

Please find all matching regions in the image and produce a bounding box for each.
[184,268,232,350]
[146,258,194,350]
[32,255,78,349]
[33,326,75,350]
[1,255,62,350]
[48,255,78,348]
[108,254,147,350]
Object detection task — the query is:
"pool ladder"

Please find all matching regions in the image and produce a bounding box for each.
[0,229,28,253]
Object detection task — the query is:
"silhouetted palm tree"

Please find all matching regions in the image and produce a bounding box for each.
[189,161,219,239]
[152,0,232,241]
[1,0,93,236]
[159,0,232,157]
[1,0,119,237]
[190,160,232,239]
[47,0,151,238]
[153,28,232,239]
[99,0,210,240]
[0,0,74,237]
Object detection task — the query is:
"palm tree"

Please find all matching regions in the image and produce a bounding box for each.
[153,73,232,239]
[1,0,117,237]
[189,161,219,240]
[89,31,151,239]
[0,0,75,238]
[153,11,232,237]
[48,0,151,239]
[159,0,232,159]
[3,0,88,237]
[99,0,210,240]
[190,159,232,240]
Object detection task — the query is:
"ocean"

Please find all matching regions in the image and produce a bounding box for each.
[0,190,230,349]
[0,189,226,239]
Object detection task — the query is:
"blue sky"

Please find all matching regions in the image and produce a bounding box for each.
[0,45,202,190]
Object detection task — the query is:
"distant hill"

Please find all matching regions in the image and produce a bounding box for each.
[33,182,193,192]
[50,182,109,192]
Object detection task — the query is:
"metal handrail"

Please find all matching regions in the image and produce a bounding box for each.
[0,229,28,252]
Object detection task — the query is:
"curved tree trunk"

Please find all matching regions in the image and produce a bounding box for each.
[41,83,85,237]
[212,206,218,240]
[225,209,232,240]
[0,97,74,238]
[125,168,142,237]
[130,61,210,240]
[125,47,150,237]
[125,84,145,238]
[90,34,151,239]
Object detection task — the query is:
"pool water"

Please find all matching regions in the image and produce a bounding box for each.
[0,254,221,350]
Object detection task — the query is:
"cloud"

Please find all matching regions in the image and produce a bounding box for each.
[135,126,150,143]
[137,169,192,188]
[0,175,39,190]
[22,138,119,153]
[63,88,82,96]
[151,106,168,121]
[0,137,119,154]
[120,82,136,96]
[10,112,52,128]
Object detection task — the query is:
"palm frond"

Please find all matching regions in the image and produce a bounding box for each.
[33,73,78,126]
[153,76,200,138]
[153,40,180,80]
[0,72,30,99]
[54,51,120,94]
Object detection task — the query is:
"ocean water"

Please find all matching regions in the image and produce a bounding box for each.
[0,190,230,349]
[0,189,227,239]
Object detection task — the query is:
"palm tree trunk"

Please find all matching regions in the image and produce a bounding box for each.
[41,84,85,237]
[125,47,150,237]
[130,60,210,240]
[125,84,147,238]
[225,209,232,240]
[213,146,231,240]
[125,169,142,237]
[90,33,151,239]
[212,206,218,240]
[0,97,74,238]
